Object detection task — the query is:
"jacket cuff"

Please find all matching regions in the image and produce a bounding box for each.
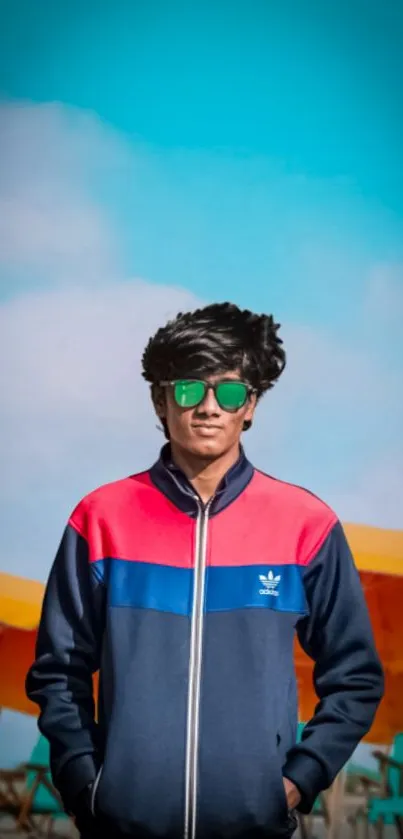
[56,753,98,813]
[283,752,326,814]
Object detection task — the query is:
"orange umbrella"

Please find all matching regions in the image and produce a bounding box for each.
[1,522,403,742]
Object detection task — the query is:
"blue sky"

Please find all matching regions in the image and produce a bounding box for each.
[0,0,402,763]
[2,0,403,319]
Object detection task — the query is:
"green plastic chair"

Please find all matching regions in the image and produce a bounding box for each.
[349,733,403,839]
[0,733,69,835]
[366,733,403,836]
[27,734,68,820]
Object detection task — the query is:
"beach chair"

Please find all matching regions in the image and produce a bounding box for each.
[345,762,381,795]
[349,733,403,839]
[0,732,70,835]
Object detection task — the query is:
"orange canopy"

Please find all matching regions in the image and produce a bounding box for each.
[0,573,43,715]
[1,522,402,742]
[296,523,403,743]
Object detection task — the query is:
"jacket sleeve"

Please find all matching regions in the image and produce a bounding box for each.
[283,520,384,813]
[26,521,105,812]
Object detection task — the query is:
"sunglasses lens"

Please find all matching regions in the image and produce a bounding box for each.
[215,382,248,410]
[173,380,206,408]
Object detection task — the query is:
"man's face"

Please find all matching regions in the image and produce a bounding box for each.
[154,371,257,459]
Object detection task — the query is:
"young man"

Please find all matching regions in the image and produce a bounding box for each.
[26,303,384,839]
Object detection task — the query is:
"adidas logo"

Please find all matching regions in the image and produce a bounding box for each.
[259,570,281,596]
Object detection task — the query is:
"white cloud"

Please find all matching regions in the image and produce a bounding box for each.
[247,322,403,528]
[0,101,202,576]
[0,99,402,587]
[0,281,200,489]
[330,450,403,528]
[365,262,403,323]
[0,101,131,285]
[0,281,202,579]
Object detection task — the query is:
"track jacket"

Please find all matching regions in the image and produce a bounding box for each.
[26,446,384,839]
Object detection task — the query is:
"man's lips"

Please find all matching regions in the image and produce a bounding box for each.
[192,424,222,432]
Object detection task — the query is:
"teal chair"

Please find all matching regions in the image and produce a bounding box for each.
[350,733,403,839]
[0,733,69,835]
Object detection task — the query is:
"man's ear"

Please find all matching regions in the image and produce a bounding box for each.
[151,384,166,419]
[244,391,258,423]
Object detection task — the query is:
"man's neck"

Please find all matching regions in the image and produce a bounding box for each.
[169,443,241,505]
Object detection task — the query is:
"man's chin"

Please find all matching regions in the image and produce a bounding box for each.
[188,439,224,459]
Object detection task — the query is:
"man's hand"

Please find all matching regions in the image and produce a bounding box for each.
[283,777,301,810]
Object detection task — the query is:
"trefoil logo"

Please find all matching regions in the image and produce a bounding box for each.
[259,570,281,596]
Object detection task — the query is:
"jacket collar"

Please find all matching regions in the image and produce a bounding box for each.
[149,443,254,517]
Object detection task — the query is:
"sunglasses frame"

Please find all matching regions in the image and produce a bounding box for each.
[159,379,256,411]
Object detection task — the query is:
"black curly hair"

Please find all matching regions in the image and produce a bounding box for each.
[142,302,286,437]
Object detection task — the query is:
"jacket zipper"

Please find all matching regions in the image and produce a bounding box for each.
[184,500,211,839]
[90,764,103,816]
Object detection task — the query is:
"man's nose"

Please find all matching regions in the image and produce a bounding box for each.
[195,387,220,415]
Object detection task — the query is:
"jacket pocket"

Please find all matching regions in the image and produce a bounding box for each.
[277,733,304,836]
[276,735,289,800]
[274,733,299,836]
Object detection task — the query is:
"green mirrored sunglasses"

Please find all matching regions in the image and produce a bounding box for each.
[160,379,255,412]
